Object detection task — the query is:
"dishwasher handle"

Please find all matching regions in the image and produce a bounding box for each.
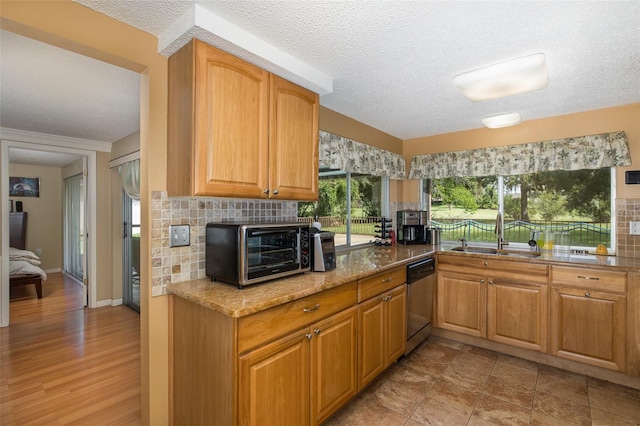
[407,258,435,283]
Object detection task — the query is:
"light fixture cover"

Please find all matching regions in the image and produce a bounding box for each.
[482,112,522,129]
[454,53,548,101]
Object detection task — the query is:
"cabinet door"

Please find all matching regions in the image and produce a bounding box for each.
[194,42,270,197]
[311,307,358,425]
[487,280,548,352]
[358,296,385,390]
[385,284,407,365]
[550,287,627,372]
[436,271,486,338]
[269,75,319,200]
[238,329,310,426]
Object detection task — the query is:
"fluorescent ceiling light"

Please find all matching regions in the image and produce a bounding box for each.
[454,53,548,101]
[482,112,522,129]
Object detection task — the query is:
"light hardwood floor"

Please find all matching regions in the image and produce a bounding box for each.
[1,273,141,425]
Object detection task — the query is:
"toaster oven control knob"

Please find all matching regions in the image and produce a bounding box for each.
[301,240,309,249]
[301,254,309,267]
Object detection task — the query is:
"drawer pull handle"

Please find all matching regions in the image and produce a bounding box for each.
[382,295,393,301]
[303,304,320,313]
[585,292,591,298]
[577,275,600,280]
[381,277,392,283]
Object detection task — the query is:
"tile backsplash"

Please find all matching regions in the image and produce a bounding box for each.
[150,194,640,296]
[616,198,640,258]
[150,191,298,296]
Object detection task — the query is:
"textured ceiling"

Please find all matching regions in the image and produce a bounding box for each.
[74,0,640,140]
[8,148,82,168]
[1,1,639,169]
[0,30,140,143]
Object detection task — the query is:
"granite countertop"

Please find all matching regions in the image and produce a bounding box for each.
[166,243,640,318]
[166,244,436,318]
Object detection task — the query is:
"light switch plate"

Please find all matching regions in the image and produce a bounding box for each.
[170,225,190,247]
[630,221,640,236]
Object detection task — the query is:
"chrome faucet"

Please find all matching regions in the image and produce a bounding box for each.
[458,224,468,248]
[495,212,509,250]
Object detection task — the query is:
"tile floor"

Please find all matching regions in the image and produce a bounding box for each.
[324,336,640,426]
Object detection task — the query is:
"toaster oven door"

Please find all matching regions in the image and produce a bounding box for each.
[243,227,305,282]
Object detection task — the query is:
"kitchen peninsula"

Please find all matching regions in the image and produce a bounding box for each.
[168,244,640,425]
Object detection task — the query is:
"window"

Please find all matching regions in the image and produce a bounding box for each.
[299,168,389,248]
[423,167,614,251]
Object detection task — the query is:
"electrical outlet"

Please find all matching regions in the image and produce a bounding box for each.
[630,221,640,236]
[170,225,190,247]
[35,248,42,256]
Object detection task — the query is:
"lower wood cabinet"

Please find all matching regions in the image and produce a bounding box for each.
[436,255,549,352]
[436,270,486,338]
[550,265,628,372]
[358,284,407,390]
[487,279,548,352]
[239,327,311,426]
[238,306,358,426]
[172,282,358,426]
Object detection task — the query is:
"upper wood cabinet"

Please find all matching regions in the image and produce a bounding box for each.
[167,39,319,200]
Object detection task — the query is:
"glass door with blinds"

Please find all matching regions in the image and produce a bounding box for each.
[123,192,140,312]
[63,171,87,305]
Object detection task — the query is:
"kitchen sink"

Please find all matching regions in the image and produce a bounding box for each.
[451,246,541,258]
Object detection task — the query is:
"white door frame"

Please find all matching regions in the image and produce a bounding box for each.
[1,130,103,326]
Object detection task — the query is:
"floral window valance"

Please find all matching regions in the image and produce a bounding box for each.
[408,131,631,180]
[319,130,406,180]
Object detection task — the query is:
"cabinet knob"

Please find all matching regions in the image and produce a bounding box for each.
[480,279,485,284]
[306,333,313,340]
[303,303,320,313]
[584,292,591,298]
[263,189,269,194]
[314,328,321,335]
[484,262,489,266]
[488,280,494,285]
[272,189,279,195]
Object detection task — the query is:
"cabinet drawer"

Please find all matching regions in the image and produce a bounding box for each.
[438,254,548,285]
[551,266,627,294]
[358,267,406,302]
[238,281,357,353]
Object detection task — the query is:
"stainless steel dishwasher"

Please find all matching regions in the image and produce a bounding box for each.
[406,257,435,355]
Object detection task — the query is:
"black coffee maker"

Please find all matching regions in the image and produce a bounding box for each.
[397,210,430,244]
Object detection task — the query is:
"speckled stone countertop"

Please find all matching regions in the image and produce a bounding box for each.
[166,244,640,318]
[166,244,435,317]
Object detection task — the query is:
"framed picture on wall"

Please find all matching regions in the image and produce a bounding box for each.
[9,177,40,197]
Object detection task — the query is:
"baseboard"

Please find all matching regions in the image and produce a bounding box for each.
[95,299,112,308]
[95,298,124,308]
[43,268,62,274]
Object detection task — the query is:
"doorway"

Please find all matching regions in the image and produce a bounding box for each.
[123,192,140,312]
[1,141,98,326]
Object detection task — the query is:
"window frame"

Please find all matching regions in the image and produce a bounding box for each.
[421,168,616,252]
[310,169,390,249]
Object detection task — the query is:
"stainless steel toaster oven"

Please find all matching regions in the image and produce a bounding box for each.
[205,222,310,287]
